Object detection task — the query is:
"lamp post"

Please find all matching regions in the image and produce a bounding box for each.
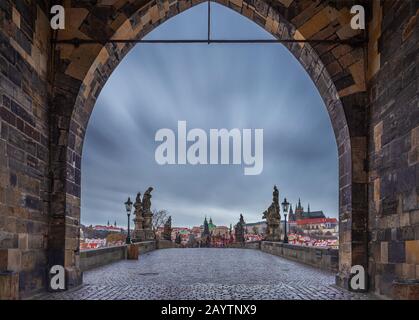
[281,197,290,244]
[124,197,133,244]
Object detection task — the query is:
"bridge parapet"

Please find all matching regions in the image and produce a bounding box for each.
[80,241,156,271]
[261,241,338,273]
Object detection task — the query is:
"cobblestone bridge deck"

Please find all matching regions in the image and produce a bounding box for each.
[36,248,374,300]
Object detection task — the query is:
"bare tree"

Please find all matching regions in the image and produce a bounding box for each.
[152,209,169,237]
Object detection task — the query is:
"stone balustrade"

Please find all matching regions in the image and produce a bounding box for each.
[80,241,156,271]
[261,241,338,272]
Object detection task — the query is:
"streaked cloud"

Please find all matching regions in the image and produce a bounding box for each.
[81,3,338,227]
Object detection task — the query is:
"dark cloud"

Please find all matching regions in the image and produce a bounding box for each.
[81,3,338,228]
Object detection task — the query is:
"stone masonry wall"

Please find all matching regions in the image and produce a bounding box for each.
[367,1,419,297]
[0,1,50,298]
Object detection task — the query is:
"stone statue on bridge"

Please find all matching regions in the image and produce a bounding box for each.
[235,214,246,244]
[163,216,172,241]
[142,187,153,213]
[132,187,155,242]
[262,185,281,242]
[132,192,144,241]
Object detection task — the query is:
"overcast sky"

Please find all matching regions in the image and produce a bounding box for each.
[81,3,338,228]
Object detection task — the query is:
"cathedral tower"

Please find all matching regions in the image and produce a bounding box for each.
[295,198,304,220]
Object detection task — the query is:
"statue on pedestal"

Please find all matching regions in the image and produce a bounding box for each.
[235,214,245,244]
[133,192,145,241]
[163,216,172,241]
[262,185,281,241]
[142,187,155,240]
[132,187,155,242]
[142,187,153,214]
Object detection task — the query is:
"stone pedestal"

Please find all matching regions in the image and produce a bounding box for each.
[134,216,143,230]
[266,221,281,242]
[143,213,154,240]
[133,229,146,242]
[144,230,155,241]
[0,271,19,300]
[133,216,144,241]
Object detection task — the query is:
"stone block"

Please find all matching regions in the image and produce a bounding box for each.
[405,240,419,264]
[400,212,410,227]
[18,233,28,250]
[388,241,405,263]
[0,249,21,271]
[0,271,19,300]
[127,244,139,260]
[393,280,419,300]
[411,210,419,225]
[401,263,416,279]
[380,242,388,263]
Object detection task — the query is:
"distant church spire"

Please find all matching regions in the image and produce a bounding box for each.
[295,198,304,220]
[203,216,210,237]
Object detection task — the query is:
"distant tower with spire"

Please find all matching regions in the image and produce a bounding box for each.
[295,198,304,220]
[202,216,210,237]
[201,216,211,247]
[288,204,295,221]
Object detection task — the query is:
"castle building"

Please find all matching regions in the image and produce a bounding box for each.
[289,198,326,221]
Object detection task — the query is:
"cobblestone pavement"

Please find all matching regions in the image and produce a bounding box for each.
[36,248,374,300]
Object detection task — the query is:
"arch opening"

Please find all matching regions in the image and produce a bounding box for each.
[49,0,368,291]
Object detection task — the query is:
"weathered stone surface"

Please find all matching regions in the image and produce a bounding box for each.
[0,271,19,300]
[127,244,139,260]
[393,280,419,300]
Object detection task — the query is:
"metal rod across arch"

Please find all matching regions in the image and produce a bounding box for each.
[208,0,211,44]
[52,38,364,46]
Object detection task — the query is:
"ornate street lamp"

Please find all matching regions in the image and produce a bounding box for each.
[281,197,290,244]
[124,197,133,244]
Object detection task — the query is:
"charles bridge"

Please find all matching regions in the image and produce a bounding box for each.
[34,247,374,300]
[0,0,418,300]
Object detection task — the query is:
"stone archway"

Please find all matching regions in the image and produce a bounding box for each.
[49,0,368,290]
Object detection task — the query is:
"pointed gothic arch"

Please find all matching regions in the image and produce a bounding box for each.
[49,0,368,290]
